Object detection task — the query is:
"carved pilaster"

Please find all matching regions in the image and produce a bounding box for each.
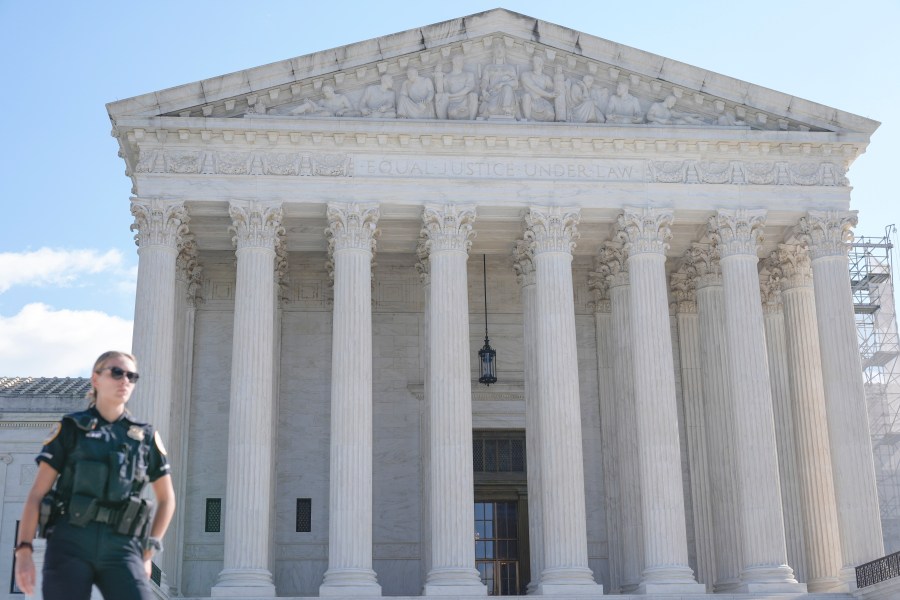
[670,269,697,314]
[708,209,766,257]
[589,241,627,314]
[794,210,857,259]
[176,234,203,307]
[617,207,673,256]
[415,235,431,286]
[513,239,536,289]
[130,197,189,248]
[683,243,722,289]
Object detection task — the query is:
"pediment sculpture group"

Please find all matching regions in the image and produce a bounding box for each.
[253,45,741,127]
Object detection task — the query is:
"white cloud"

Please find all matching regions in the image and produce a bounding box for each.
[0,248,125,294]
[0,303,133,377]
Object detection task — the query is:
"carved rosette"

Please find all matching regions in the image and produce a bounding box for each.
[524,206,580,256]
[419,204,477,254]
[758,257,784,314]
[274,237,290,300]
[682,242,722,289]
[228,201,284,251]
[773,244,813,290]
[794,210,858,259]
[708,209,766,258]
[616,206,673,256]
[130,198,189,248]
[512,240,536,288]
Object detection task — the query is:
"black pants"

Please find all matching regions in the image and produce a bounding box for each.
[42,518,152,600]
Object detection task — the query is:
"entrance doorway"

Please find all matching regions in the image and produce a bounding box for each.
[473,430,529,595]
[475,501,521,595]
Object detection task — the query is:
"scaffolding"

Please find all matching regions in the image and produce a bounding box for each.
[852,225,900,553]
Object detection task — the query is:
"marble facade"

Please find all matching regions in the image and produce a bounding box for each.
[3,8,886,600]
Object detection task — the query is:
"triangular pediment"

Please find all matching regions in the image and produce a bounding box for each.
[107,8,877,136]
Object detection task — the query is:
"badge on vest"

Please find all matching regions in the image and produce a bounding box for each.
[128,425,145,441]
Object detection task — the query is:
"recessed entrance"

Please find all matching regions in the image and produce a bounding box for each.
[474,430,529,595]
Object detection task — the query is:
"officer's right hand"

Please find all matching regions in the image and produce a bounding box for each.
[14,551,35,596]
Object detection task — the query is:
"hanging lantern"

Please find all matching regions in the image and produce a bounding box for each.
[479,254,497,386]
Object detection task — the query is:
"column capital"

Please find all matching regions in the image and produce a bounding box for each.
[175,234,204,307]
[513,240,536,288]
[130,197,189,248]
[772,244,813,290]
[524,206,580,256]
[415,235,430,285]
[758,261,784,314]
[326,202,380,254]
[708,209,766,258]
[617,206,673,256]
[682,242,722,289]
[229,201,284,251]
[420,203,477,254]
[670,269,697,314]
[794,210,858,259]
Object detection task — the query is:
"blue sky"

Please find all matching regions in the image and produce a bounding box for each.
[1,0,898,376]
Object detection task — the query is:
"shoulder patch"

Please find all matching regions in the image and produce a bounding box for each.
[43,422,62,445]
[154,431,168,456]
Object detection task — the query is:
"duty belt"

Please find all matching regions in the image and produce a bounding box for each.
[93,505,122,524]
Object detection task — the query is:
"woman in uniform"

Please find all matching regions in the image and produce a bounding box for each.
[14,350,176,600]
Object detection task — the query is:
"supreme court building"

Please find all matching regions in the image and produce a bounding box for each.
[15,7,896,600]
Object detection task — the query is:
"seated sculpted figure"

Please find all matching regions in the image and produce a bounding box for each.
[646,95,707,125]
[478,43,519,119]
[397,68,436,119]
[519,55,558,122]
[435,55,478,120]
[567,75,607,123]
[605,81,644,124]
[359,75,397,118]
[291,85,360,117]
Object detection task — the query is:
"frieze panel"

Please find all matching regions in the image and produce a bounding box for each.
[133,146,847,186]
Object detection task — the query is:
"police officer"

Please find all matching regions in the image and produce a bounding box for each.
[15,351,176,600]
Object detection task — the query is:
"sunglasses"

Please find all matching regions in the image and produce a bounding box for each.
[99,366,140,383]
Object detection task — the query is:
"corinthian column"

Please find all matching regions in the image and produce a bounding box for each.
[709,209,802,593]
[524,206,601,595]
[513,242,544,594]
[320,203,382,596]
[618,207,703,594]
[771,243,844,592]
[670,262,714,591]
[213,201,283,597]
[130,198,188,447]
[796,211,884,583]
[594,241,643,592]
[684,243,742,592]
[420,204,486,596]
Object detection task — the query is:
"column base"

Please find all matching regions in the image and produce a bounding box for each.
[736,564,805,593]
[537,567,602,595]
[423,567,487,596]
[320,568,382,596]
[212,568,276,597]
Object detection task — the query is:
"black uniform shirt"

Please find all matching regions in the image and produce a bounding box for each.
[37,407,170,501]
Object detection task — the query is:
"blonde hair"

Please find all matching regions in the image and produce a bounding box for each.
[87,350,138,406]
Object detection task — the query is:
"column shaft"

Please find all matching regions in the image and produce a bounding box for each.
[321,204,381,596]
[527,206,601,595]
[800,210,884,580]
[712,210,801,593]
[619,207,702,594]
[213,202,281,597]
[422,205,485,596]
[776,245,844,592]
